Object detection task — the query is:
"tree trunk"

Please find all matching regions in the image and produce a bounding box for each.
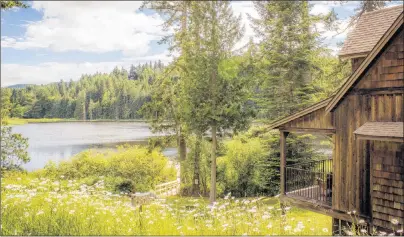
[209,124,217,203]
[192,133,202,196]
[177,126,186,192]
[83,102,86,121]
[178,126,187,161]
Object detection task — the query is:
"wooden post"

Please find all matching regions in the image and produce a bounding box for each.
[280,131,289,196]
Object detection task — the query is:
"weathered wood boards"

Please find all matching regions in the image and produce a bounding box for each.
[371,141,404,230]
[332,29,404,218]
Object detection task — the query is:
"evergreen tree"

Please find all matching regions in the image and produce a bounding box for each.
[249,1,336,120]
[179,1,255,202]
[141,1,191,163]
[74,90,86,120]
[128,64,138,80]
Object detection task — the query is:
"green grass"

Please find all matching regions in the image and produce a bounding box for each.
[3,118,148,126]
[1,172,332,236]
[4,118,73,125]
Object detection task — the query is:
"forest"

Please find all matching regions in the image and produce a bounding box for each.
[1,62,164,120]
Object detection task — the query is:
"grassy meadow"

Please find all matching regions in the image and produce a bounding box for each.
[1,171,332,236]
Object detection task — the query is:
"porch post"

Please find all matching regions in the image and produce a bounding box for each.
[280,130,289,195]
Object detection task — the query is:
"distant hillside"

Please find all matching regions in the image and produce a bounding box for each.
[3,62,163,120]
[6,84,33,89]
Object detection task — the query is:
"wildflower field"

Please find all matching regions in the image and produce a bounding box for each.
[1,172,332,236]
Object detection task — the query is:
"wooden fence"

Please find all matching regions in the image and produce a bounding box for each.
[153,179,180,197]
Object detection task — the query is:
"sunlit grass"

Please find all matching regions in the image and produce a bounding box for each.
[4,118,70,125]
[1,172,333,236]
[4,118,147,126]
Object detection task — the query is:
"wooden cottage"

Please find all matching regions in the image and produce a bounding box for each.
[269,6,403,234]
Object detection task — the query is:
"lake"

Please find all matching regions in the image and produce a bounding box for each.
[12,122,175,171]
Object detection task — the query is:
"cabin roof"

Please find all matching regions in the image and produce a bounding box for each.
[325,12,403,113]
[268,97,332,129]
[339,5,403,60]
[354,122,404,142]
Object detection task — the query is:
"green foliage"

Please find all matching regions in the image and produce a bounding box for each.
[1,88,12,122]
[114,180,136,193]
[0,126,29,170]
[5,63,163,120]
[216,126,327,197]
[43,146,176,192]
[217,136,268,197]
[1,0,28,9]
[249,1,348,120]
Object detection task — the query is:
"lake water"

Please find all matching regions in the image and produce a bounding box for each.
[12,122,175,171]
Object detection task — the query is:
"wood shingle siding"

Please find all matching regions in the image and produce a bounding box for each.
[356,30,404,90]
[371,141,404,230]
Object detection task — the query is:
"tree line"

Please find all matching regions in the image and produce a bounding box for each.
[1,62,164,120]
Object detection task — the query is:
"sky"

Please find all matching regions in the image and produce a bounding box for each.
[1,1,402,87]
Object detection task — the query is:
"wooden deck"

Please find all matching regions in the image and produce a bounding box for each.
[286,184,332,207]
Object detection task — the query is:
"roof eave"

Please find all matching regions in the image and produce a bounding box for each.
[268,97,332,130]
[338,52,369,61]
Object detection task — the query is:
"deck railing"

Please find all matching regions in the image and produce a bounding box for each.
[285,158,333,206]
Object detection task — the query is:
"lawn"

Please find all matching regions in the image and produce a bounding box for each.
[1,172,332,236]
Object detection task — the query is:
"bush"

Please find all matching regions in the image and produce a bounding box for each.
[114,180,135,193]
[42,145,176,193]
[217,136,268,197]
[216,126,328,197]
[1,126,29,170]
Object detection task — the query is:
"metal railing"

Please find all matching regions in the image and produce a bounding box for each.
[285,159,332,206]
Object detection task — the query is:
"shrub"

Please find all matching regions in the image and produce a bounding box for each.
[216,126,328,197]
[42,145,176,193]
[217,137,268,197]
[114,180,135,193]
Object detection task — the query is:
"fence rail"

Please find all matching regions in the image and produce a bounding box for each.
[153,179,180,197]
[285,158,332,206]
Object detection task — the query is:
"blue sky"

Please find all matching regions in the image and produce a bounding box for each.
[1,1,402,87]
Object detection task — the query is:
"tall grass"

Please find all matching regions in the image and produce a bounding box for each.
[1,172,333,235]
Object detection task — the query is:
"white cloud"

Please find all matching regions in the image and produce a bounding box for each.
[1,51,172,87]
[231,1,258,51]
[1,1,358,87]
[1,1,166,56]
[310,3,331,15]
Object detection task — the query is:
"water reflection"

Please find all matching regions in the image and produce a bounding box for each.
[12,122,173,171]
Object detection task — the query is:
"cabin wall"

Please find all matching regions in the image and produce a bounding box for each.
[283,107,334,129]
[371,141,404,230]
[332,28,404,220]
[355,29,404,90]
[351,57,366,72]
